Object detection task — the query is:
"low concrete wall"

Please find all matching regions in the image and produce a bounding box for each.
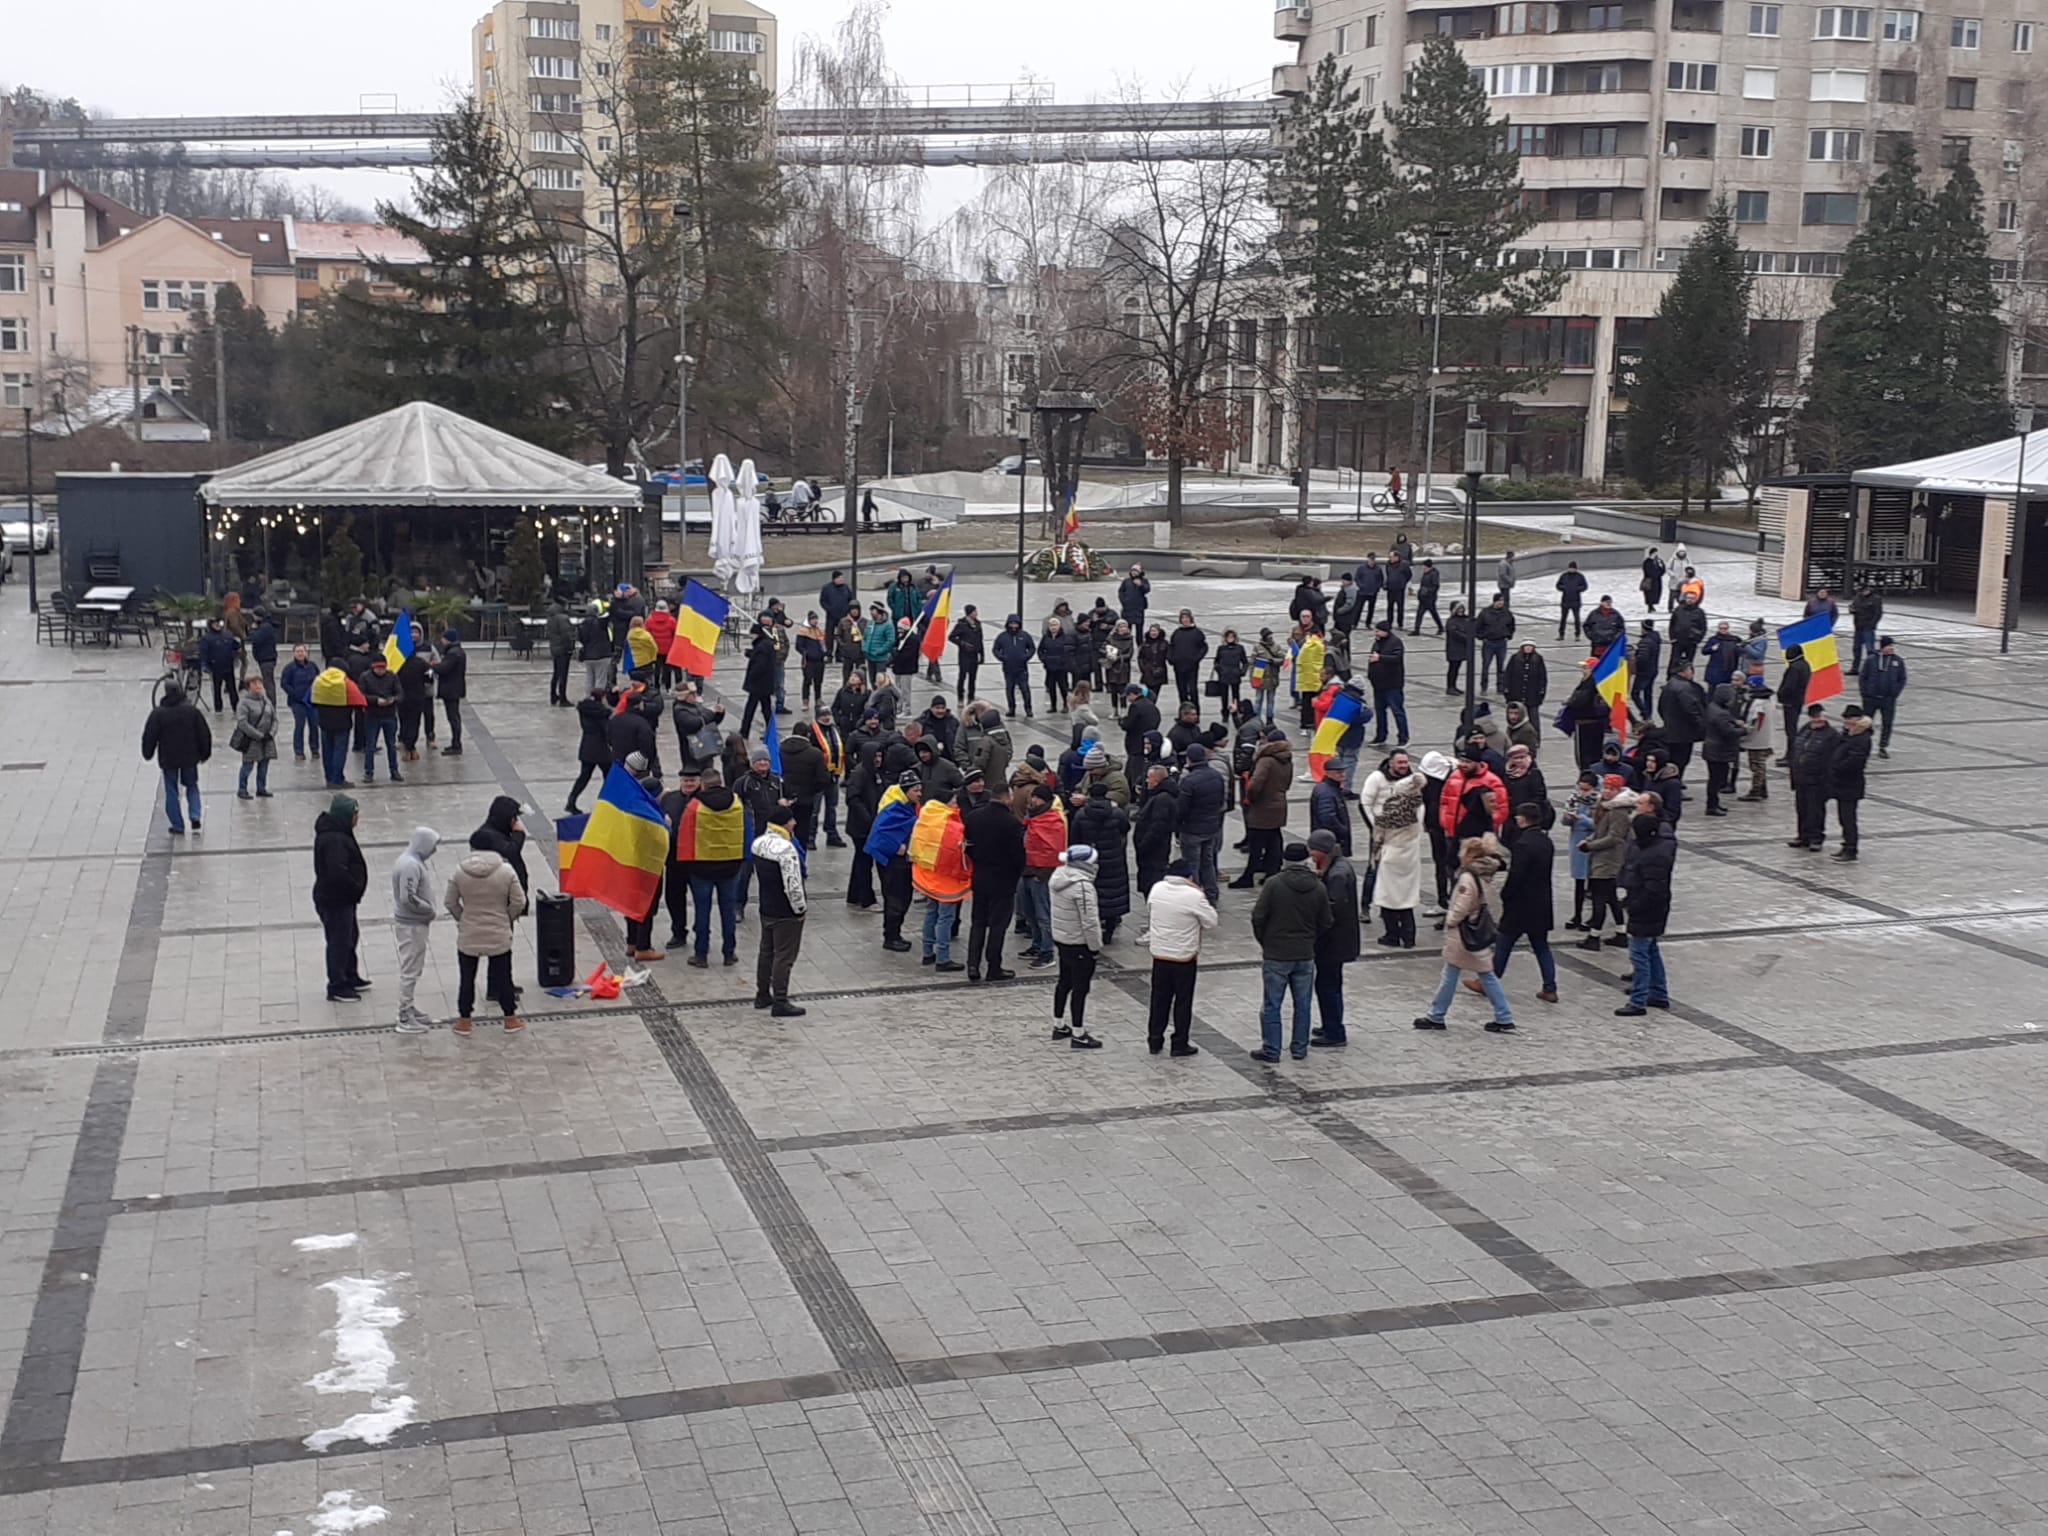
[1571,504,1766,554]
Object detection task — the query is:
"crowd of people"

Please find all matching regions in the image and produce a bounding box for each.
[137,551,1909,1046]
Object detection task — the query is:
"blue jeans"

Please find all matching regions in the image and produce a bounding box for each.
[1314,959,1346,1043]
[321,730,353,786]
[922,899,959,961]
[1178,831,1220,902]
[1427,962,1512,1024]
[289,696,320,756]
[1371,687,1408,743]
[1260,958,1315,1056]
[1851,627,1877,673]
[363,714,399,778]
[1480,639,1508,690]
[1257,688,1276,723]
[237,758,270,795]
[1627,936,1668,1006]
[160,765,201,831]
[1492,924,1556,991]
[689,873,741,960]
[1018,877,1053,957]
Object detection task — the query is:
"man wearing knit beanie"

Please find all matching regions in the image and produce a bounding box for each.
[1248,840,1333,1062]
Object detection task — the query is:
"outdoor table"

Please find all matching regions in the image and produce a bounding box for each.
[71,602,124,645]
[83,586,135,604]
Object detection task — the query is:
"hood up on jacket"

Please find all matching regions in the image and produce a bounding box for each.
[406,827,440,861]
[483,795,521,836]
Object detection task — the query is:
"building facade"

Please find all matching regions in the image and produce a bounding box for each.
[1270,0,2048,480]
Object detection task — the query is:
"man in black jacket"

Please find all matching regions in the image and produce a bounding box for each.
[1122,686,1161,772]
[1614,813,1676,1016]
[1655,662,1708,771]
[819,570,855,634]
[734,747,790,918]
[1174,743,1227,902]
[1366,621,1408,747]
[1830,706,1874,860]
[1306,828,1360,1049]
[434,629,468,754]
[396,627,433,758]
[360,654,404,783]
[1787,704,1839,851]
[1132,765,1179,896]
[993,615,1036,719]
[1166,613,1209,711]
[141,681,213,834]
[1118,565,1151,628]
[1475,594,1516,692]
[1409,559,1442,635]
[1667,595,1707,675]
[1777,644,1813,759]
[949,606,985,704]
[1583,596,1624,655]
[313,793,370,1002]
[1354,554,1384,629]
[1492,804,1558,1002]
[962,793,1027,982]
[1385,554,1413,631]
[1555,562,1589,639]
[1500,641,1547,719]
[1249,843,1333,1061]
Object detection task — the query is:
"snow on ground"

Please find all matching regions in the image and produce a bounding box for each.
[302,1271,419,1453]
[307,1490,390,1532]
[291,1233,359,1252]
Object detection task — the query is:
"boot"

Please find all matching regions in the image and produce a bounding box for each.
[1576,934,1603,950]
[503,1015,524,1032]
[453,1016,474,1035]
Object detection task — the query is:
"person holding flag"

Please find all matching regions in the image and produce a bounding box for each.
[910,785,972,972]
[917,568,955,692]
[1577,632,1631,768]
[559,761,673,962]
[865,770,925,953]
[664,579,729,686]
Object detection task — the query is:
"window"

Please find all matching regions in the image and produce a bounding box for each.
[1881,8,1918,38]
[1504,124,1550,154]
[1814,6,1872,37]
[295,263,318,281]
[0,319,21,352]
[1365,12,1380,45]
[1743,67,1778,98]
[530,54,579,79]
[2016,22,2035,51]
[0,201,21,213]
[532,92,581,113]
[1496,3,1561,34]
[1362,74,1378,107]
[528,16,579,39]
[531,166,584,190]
[1998,199,2021,231]
[1335,22,1352,50]
[1583,63,1624,91]
[1810,68,1869,100]
[1736,190,1771,221]
[1740,125,1774,156]
[1940,134,1971,166]
[633,25,657,44]
[1878,69,1917,102]
[1584,2,1623,25]
[532,129,575,153]
[594,22,612,40]
[709,28,765,52]
[1803,192,1860,223]
[1668,61,1719,91]
[1481,63,1554,95]
[1951,17,1980,47]
[1574,190,1617,218]
[597,209,617,228]
[594,61,613,78]
[1577,124,1620,155]
[1749,3,1780,33]
[2005,139,2024,171]
[1946,77,1977,109]
[1810,128,1863,159]
[0,254,21,293]
[0,373,27,408]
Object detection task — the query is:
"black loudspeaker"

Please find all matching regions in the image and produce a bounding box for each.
[536,894,576,988]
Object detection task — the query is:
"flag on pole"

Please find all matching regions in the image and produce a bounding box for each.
[1062,486,1080,540]
[558,763,668,917]
[918,570,955,663]
[1308,688,1367,782]
[766,726,783,775]
[666,579,728,677]
[1591,632,1630,743]
[1777,612,1843,702]
[382,608,416,674]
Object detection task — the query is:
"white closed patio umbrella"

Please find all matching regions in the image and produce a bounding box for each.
[707,453,742,589]
[733,458,766,597]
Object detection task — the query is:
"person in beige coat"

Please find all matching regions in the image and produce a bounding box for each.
[1413,834,1514,1032]
[444,846,528,1034]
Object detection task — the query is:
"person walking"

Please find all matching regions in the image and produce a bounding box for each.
[1490,803,1558,1004]
[389,826,441,1034]
[232,674,278,800]
[142,680,213,835]
[1830,704,1873,861]
[1046,846,1107,1048]
[1144,861,1216,1056]
[1555,562,1588,639]
[751,804,809,1016]
[1413,834,1515,1033]
[738,622,780,739]
[313,794,369,1002]
[1613,812,1676,1016]
[1307,828,1359,1049]
[1656,662,1707,772]
[1857,635,1907,758]
[1849,585,1885,674]
[434,629,467,755]
[198,616,243,714]
[1631,620,1661,721]
[1788,704,1840,852]
[444,830,527,1034]
[565,685,615,815]
[1250,842,1332,1062]
[1409,558,1443,636]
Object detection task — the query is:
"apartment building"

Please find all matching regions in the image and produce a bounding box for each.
[1270,0,2047,478]
[287,220,431,310]
[471,0,778,257]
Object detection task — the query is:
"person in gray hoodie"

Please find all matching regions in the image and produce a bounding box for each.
[391,827,441,1034]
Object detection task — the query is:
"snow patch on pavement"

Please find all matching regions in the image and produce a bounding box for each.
[308,1491,389,1532]
[303,1273,418,1452]
[293,1232,359,1252]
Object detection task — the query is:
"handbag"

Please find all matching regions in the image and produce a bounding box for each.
[1552,702,1576,737]
[228,725,251,754]
[1455,877,1498,951]
[1203,678,1226,698]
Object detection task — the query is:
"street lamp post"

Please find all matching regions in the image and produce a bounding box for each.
[843,268,862,600]
[1461,407,1487,727]
[1015,417,1029,625]
[2005,402,2037,655]
[673,203,692,561]
[22,405,37,613]
[1419,229,1451,542]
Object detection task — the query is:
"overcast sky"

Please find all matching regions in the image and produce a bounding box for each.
[7,0,1281,223]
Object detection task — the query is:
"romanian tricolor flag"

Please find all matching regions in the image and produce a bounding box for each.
[383,609,416,674]
[1308,688,1367,782]
[310,666,366,709]
[558,763,668,917]
[1777,612,1843,703]
[666,579,728,679]
[555,813,590,877]
[674,796,750,863]
[1061,489,1080,541]
[1249,655,1273,691]
[918,570,954,663]
[1592,632,1630,744]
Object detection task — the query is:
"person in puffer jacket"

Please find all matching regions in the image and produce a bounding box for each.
[444,844,528,1034]
[390,826,441,1034]
[1047,846,1105,1050]
[751,805,809,1017]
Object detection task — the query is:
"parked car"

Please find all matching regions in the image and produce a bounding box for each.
[990,455,1043,476]
[0,509,54,553]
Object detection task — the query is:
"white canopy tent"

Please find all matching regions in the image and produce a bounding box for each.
[200,400,641,509]
[1851,433,2048,499]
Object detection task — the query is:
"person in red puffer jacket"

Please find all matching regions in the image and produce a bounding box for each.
[645,601,679,690]
[1439,746,1508,843]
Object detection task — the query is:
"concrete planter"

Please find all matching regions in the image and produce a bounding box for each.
[1259,559,1328,582]
[1181,557,1251,578]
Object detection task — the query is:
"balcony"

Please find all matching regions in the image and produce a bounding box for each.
[1658,154,1717,189]
[1273,3,1312,41]
[1425,27,1660,62]
[1490,89,1651,121]
[1273,63,1309,96]
[1519,153,1651,187]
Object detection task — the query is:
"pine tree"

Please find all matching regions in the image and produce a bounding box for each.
[1924,158,2011,450]
[320,518,366,606]
[1624,200,1759,510]
[340,100,575,445]
[1313,36,1565,490]
[1800,144,1938,468]
[505,515,547,608]
[183,283,277,441]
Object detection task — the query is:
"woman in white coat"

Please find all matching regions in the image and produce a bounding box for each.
[1361,748,1425,949]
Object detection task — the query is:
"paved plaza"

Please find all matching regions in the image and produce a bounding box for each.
[7,551,2048,1535]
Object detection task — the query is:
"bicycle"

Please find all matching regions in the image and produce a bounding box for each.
[154,642,202,708]
[1368,490,1405,516]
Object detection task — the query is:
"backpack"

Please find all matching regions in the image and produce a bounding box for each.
[1455,874,1498,952]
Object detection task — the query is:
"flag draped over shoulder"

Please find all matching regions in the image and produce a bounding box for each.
[382,608,416,673]
[1777,613,1843,702]
[311,666,366,709]
[559,764,667,916]
[675,796,750,862]
[1592,633,1630,743]
[1308,689,1366,782]
[863,783,919,865]
[918,572,954,663]
[667,579,728,677]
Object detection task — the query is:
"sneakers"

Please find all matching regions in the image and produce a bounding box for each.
[1052,1025,1072,1040]
[1028,952,1054,968]
[1070,1033,1103,1050]
[1614,1003,1648,1017]
[1483,1021,1516,1033]
[326,989,360,1003]
[395,1015,430,1035]
[935,961,965,973]
[503,1016,524,1033]
[1576,935,1603,950]
[452,1016,474,1034]
[1412,1016,1447,1030]
[771,1001,807,1018]
[754,994,773,1010]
